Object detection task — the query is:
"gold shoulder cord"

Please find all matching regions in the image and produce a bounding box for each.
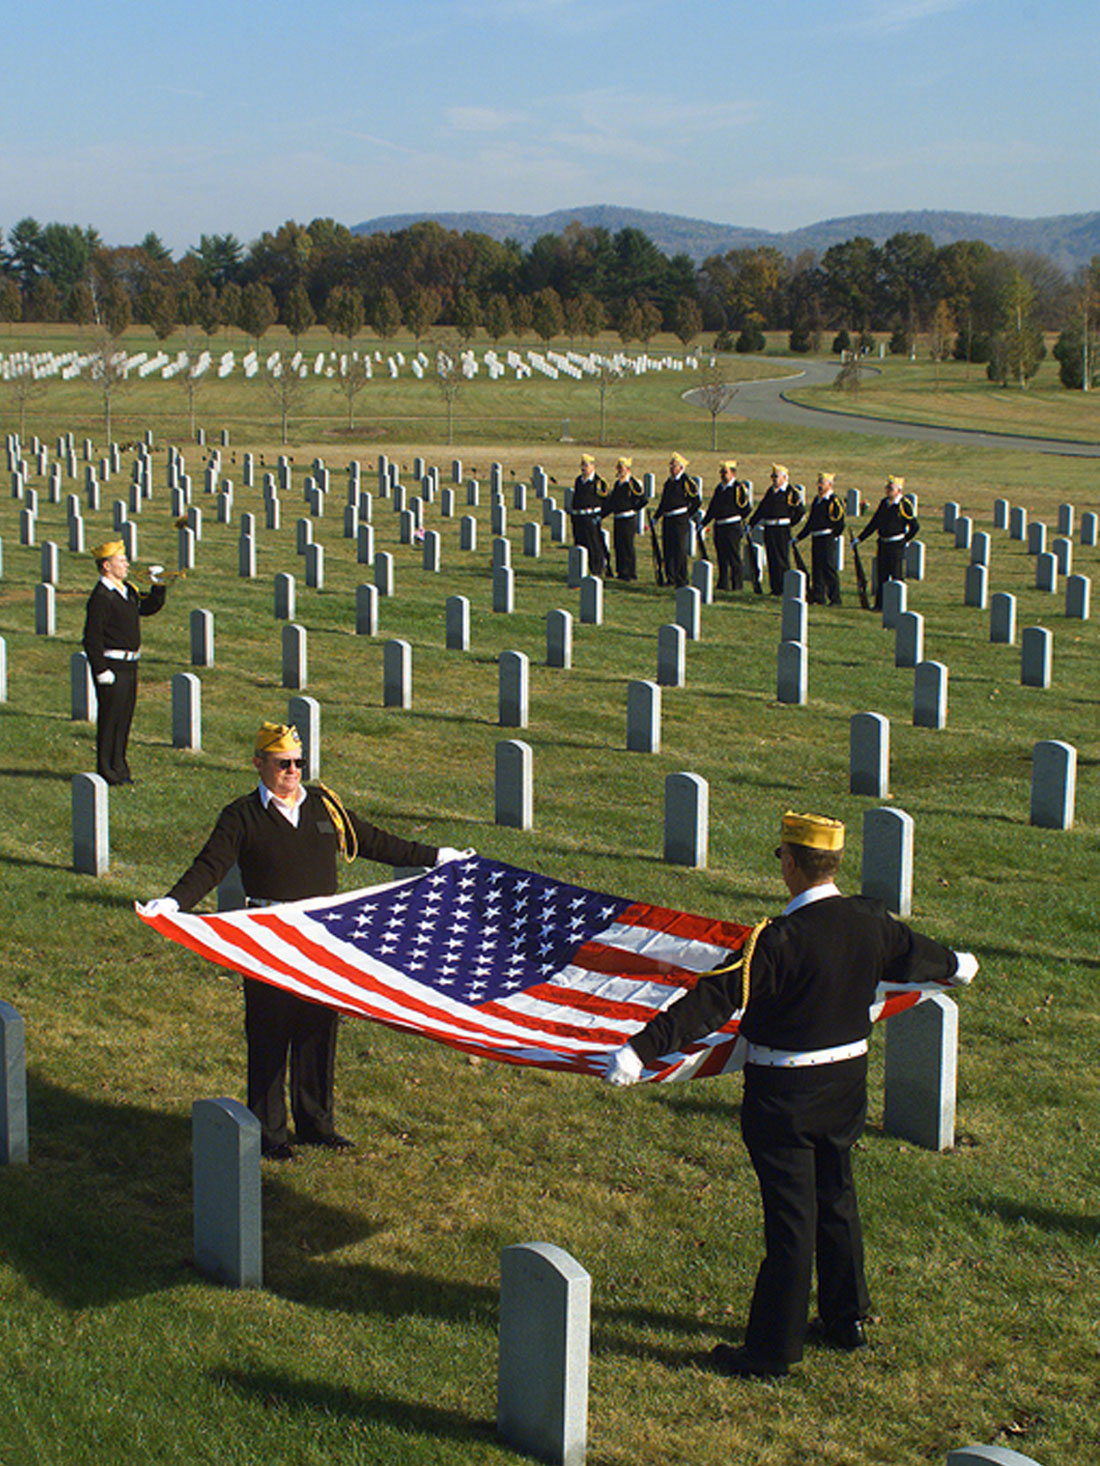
[316,781,358,863]
[698,917,770,1012]
[737,918,770,1010]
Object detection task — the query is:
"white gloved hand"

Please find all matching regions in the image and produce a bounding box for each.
[952,951,979,985]
[147,564,165,583]
[95,670,116,685]
[435,846,476,865]
[604,1044,643,1087]
[139,897,180,919]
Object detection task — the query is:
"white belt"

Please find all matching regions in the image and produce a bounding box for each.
[761,518,788,527]
[573,507,601,516]
[881,533,906,542]
[104,649,140,662]
[714,515,743,524]
[746,1038,868,1068]
[614,511,638,518]
[664,507,688,516]
[810,529,835,537]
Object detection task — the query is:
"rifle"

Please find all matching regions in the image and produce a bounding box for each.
[850,536,872,611]
[692,510,710,563]
[646,513,667,587]
[744,531,763,594]
[790,538,809,580]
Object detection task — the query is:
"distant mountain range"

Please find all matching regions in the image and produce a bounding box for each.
[352,205,1100,274]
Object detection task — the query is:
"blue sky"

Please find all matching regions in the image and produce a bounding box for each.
[4,0,1097,255]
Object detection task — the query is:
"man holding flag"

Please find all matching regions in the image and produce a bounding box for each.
[141,721,466,1160]
[606,810,977,1379]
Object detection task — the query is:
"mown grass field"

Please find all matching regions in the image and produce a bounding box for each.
[789,352,1100,445]
[0,331,1097,1466]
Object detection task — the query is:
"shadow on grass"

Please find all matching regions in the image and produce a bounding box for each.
[979,1195,1100,1240]
[211,1367,498,1445]
[0,852,69,872]
[1,1072,377,1310]
[0,766,78,782]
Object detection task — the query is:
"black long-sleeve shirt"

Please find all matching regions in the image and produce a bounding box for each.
[82,581,166,677]
[858,495,919,544]
[631,893,959,1065]
[167,787,439,909]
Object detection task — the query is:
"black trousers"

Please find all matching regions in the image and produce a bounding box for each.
[712,521,744,591]
[611,518,638,580]
[809,535,842,605]
[661,516,691,587]
[739,1057,871,1366]
[571,514,607,576]
[95,662,138,784]
[874,539,906,609]
[243,977,339,1149]
[762,526,791,595]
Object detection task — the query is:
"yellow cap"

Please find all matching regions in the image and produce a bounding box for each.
[818,472,835,486]
[670,451,689,469]
[580,453,596,467]
[617,456,633,471]
[772,463,788,478]
[780,810,845,852]
[92,539,125,561]
[888,474,905,490]
[254,721,302,756]
[721,460,738,473]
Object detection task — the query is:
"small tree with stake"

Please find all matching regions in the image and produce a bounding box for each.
[695,364,739,451]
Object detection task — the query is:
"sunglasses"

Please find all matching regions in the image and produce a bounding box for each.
[273,757,304,770]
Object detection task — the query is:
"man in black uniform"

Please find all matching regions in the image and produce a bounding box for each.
[701,460,752,591]
[142,721,467,1160]
[605,809,976,1378]
[795,472,845,605]
[570,453,609,577]
[650,452,699,588]
[603,456,647,581]
[82,539,166,785]
[748,465,804,595]
[856,475,919,609]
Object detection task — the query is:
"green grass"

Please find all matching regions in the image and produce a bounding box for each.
[0,347,1098,1465]
[790,353,1100,443]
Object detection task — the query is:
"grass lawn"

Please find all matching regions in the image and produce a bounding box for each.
[788,354,1100,444]
[0,338,1097,1465]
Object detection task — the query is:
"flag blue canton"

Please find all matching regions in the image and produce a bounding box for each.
[315,857,634,1004]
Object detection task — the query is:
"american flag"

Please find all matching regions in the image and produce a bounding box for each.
[137,855,935,1082]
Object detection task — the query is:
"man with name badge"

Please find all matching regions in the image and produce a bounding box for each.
[141,721,471,1160]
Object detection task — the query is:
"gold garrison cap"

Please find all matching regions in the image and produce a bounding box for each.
[772,463,788,478]
[580,453,596,467]
[617,456,633,470]
[780,810,845,852]
[254,721,302,756]
[721,460,738,473]
[92,539,125,561]
[888,474,905,490]
[670,451,689,469]
[818,471,835,486]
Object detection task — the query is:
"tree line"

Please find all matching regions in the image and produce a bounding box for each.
[2,214,1098,387]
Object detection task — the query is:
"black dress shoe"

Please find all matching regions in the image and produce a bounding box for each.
[296,1132,355,1151]
[708,1343,788,1379]
[261,1142,295,1161]
[810,1317,869,1351]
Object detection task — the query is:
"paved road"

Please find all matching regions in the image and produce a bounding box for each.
[685,359,1100,458]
